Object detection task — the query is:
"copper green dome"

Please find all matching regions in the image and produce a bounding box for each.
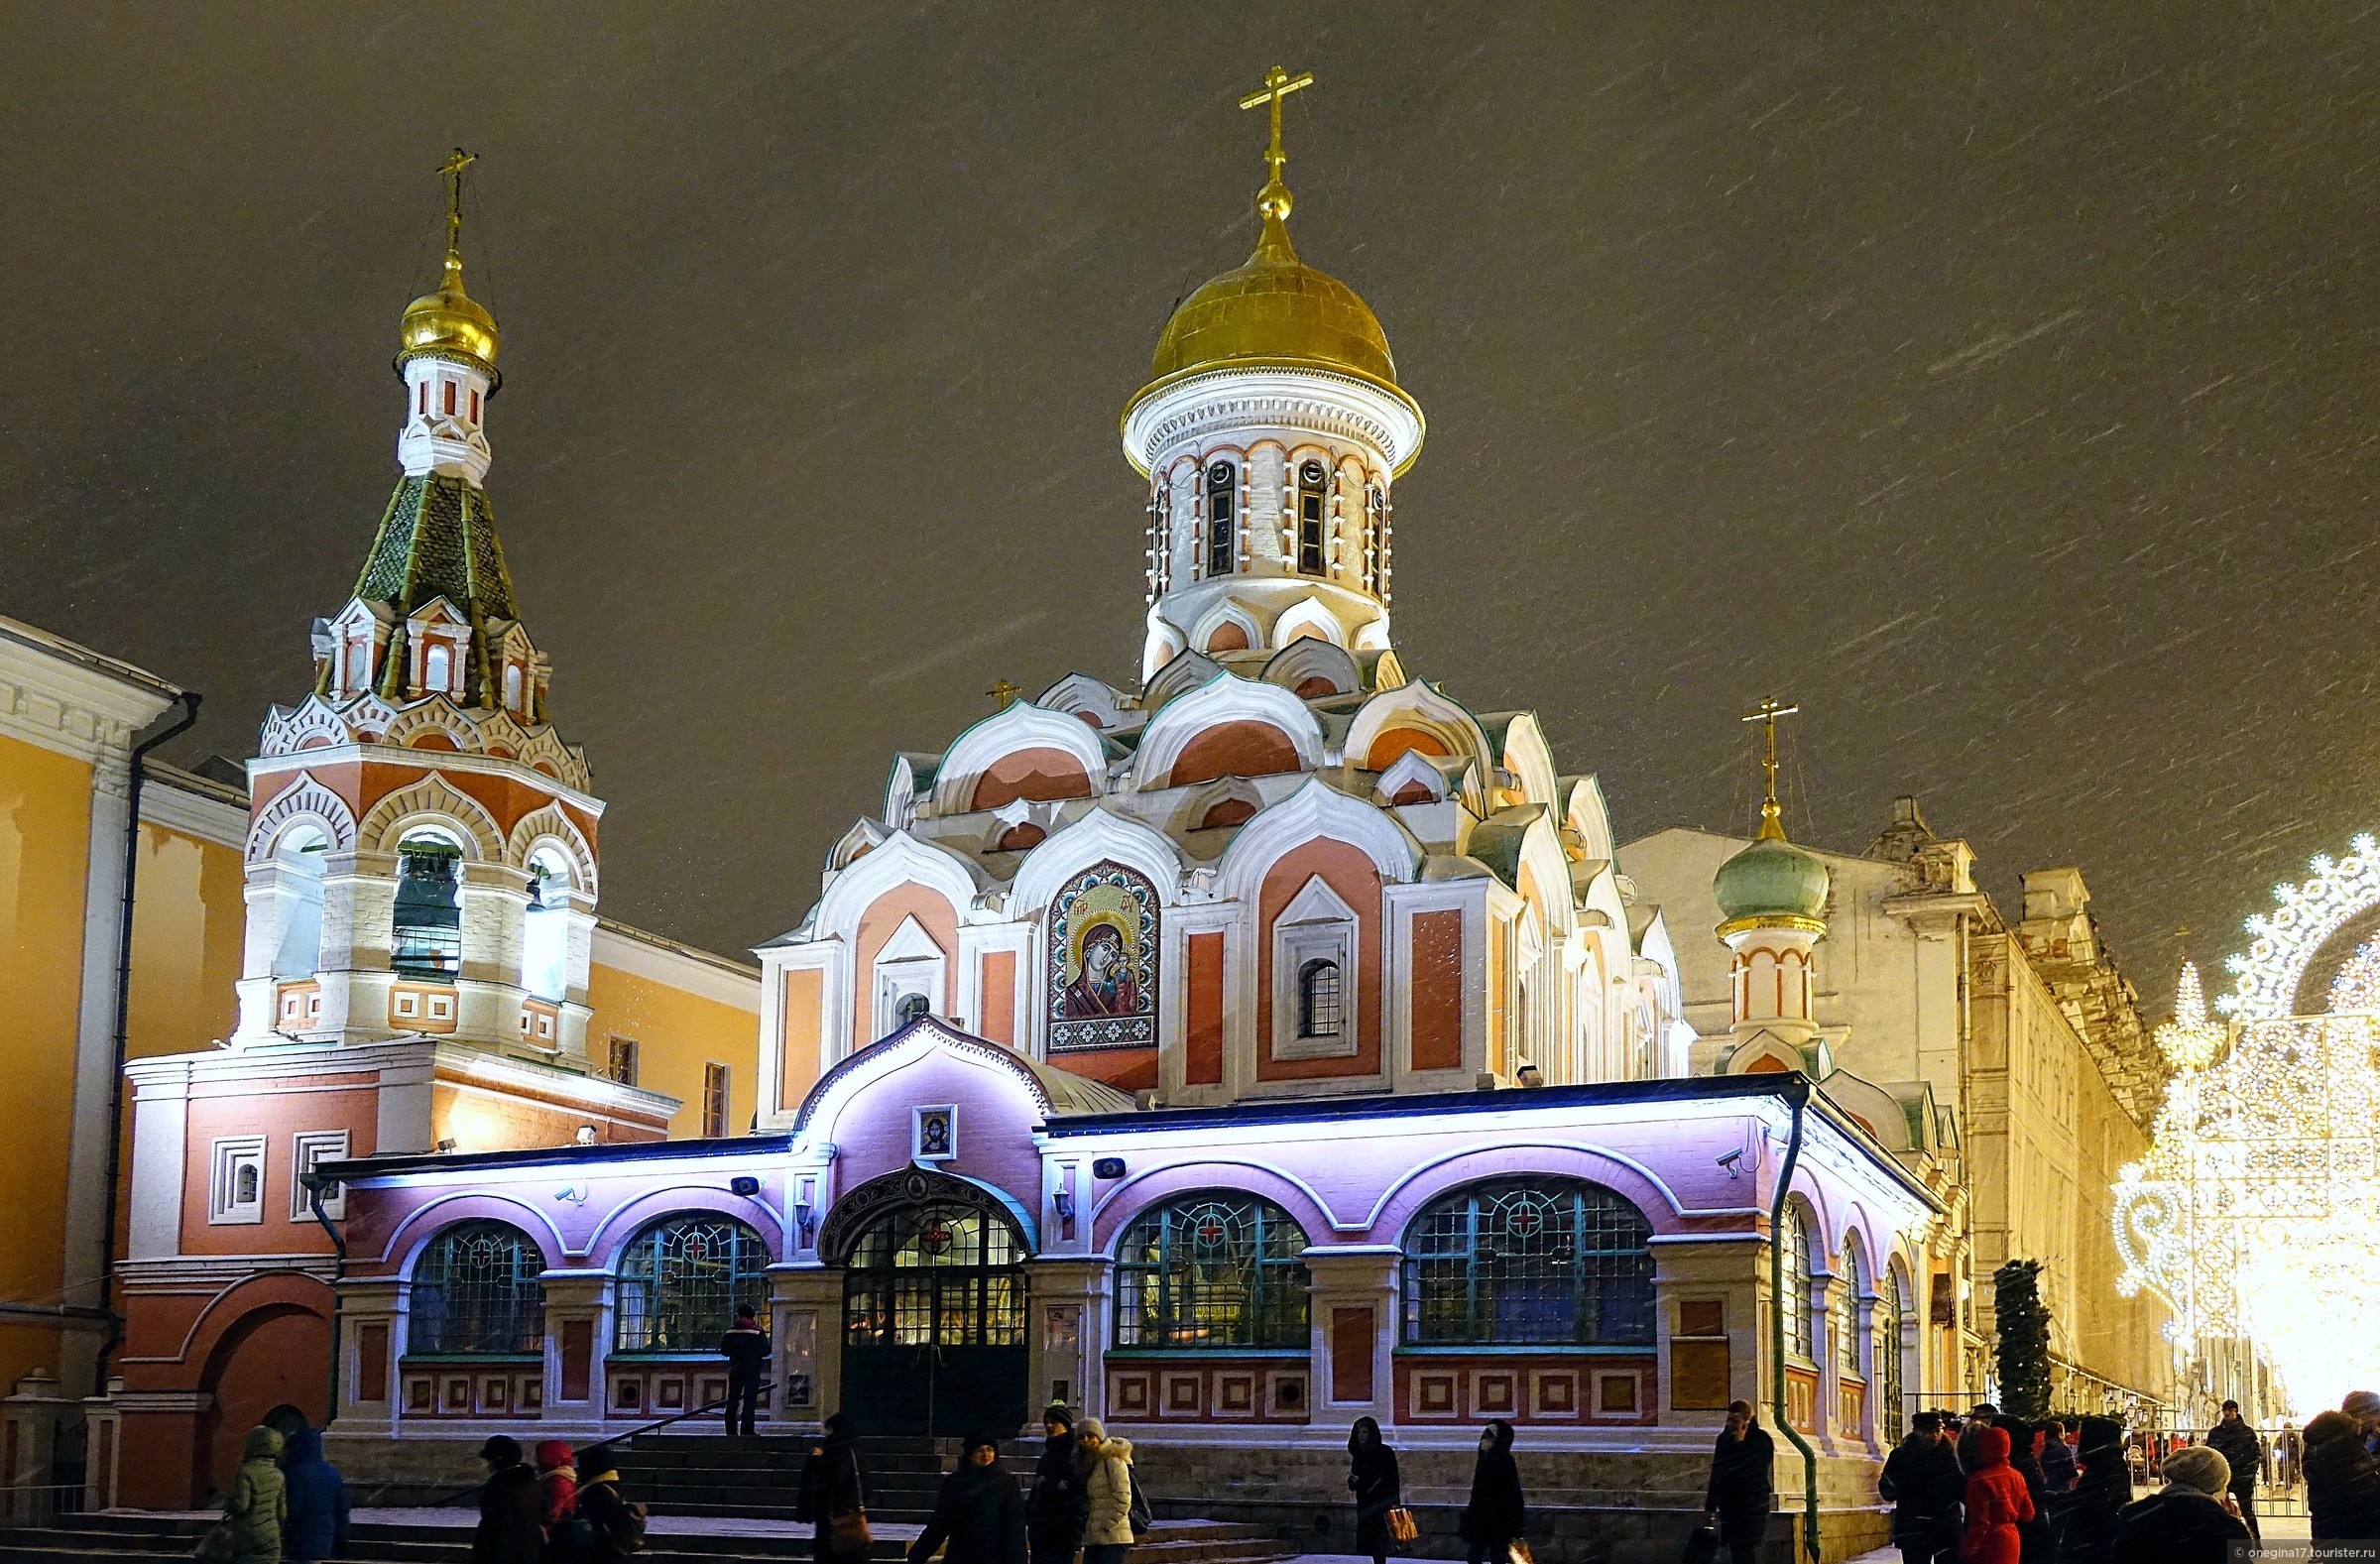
[1715,834,1831,933]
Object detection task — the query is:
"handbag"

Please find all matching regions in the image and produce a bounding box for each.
[1508,1542,1534,1564]
[826,1450,872,1564]
[1387,1506,1420,1543]
[1678,1520,1722,1564]
[190,1519,237,1563]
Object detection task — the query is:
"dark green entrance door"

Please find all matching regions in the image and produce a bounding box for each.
[840,1196,1028,1436]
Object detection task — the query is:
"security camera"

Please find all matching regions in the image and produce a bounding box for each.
[1717,1148,1744,1177]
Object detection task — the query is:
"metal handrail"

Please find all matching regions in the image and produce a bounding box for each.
[422,1379,776,1507]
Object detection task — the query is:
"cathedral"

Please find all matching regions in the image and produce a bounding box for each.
[85,87,1974,1562]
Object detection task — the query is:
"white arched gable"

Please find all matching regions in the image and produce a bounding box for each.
[1562,775,1616,864]
[1142,614,1189,684]
[1261,638,1361,697]
[506,804,597,893]
[829,817,892,874]
[1373,750,1448,805]
[794,1015,1080,1138]
[1352,618,1392,653]
[932,702,1110,817]
[1189,597,1264,657]
[883,755,929,830]
[357,774,504,861]
[1134,673,1326,792]
[381,698,482,756]
[1270,595,1347,650]
[1037,673,1130,731]
[1008,806,1186,916]
[1144,649,1224,711]
[1215,777,1422,903]
[811,829,984,942]
[1344,680,1490,775]
[245,773,359,864]
[1512,810,1578,940]
[1496,713,1562,811]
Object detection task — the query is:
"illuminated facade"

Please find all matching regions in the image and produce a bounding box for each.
[2113,833,2380,1418]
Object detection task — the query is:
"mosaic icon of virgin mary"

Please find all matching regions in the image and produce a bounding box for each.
[1061,923,1139,1019]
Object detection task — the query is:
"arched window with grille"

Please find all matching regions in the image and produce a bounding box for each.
[1298,959,1343,1039]
[1839,1232,1868,1376]
[410,1221,546,1356]
[1878,1264,1907,1443]
[1779,1204,1816,1363]
[1116,1194,1311,1350]
[1296,460,1329,575]
[1205,461,1237,577]
[615,1215,770,1352]
[391,832,462,981]
[1401,1177,1655,1347]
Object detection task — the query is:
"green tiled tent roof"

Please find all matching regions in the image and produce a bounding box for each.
[354,474,518,623]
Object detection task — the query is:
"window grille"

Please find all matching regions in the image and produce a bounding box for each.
[702,1063,730,1138]
[1878,1267,1907,1443]
[1781,1206,1815,1362]
[616,1216,769,1352]
[411,1221,545,1356]
[1841,1236,1867,1373]
[842,1202,1025,1349]
[392,843,462,980]
[1400,1177,1655,1347]
[1205,462,1236,576]
[1298,959,1343,1038]
[1115,1194,1311,1350]
[606,1036,639,1087]
[1297,461,1328,575]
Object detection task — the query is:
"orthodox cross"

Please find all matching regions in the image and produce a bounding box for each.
[1239,64,1314,216]
[987,678,1024,710]
[437,148,477,259]
[1740,697,1800,840]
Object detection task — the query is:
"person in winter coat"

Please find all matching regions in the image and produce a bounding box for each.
[2035,1421,2077,1497]
[908,1434,1027,1564]
[574,1465,646,1564]
[720,1304,770,1437]
[797,1413,871,1564]
[1879,1411,1964,1564]
[1989,1417,2054,1564]
[1958,1405,2002,1475]
[2203,1400,2264,1541]
[222,1425,287,1564]
[2345,1390,2380,1451]
[476,1436,544,1564]
[1077,1418,1138,1564]
[280,1427,349,1564]
[1348,1417,1403,1564]
[2050,1417,2131,1564]
[1701,1401,1773,1564]
[1459,1419,1526,1564]
[535,1439,580,1553]
[1026,1405,1089,1564]
[2108,1445,2248,1564]
[1959,1425,2035,1564]
[2303,1410,2380,1542]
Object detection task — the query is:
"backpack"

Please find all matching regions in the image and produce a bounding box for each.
[1128,1468,1152,1538]
[605,1499,650,1554]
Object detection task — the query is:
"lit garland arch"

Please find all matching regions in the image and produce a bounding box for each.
[2114,834,2380,1415]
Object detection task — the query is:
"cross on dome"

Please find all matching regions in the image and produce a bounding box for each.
[1239,64,1314,230]
[1740,697,1801,842]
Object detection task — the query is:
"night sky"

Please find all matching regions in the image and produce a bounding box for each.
[5,6,2376,999]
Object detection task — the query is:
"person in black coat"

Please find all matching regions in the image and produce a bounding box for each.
[2202,1400,2264,1541]
[1458,1419,1524,1564]
[796,1413,870,1564]
[2051,1417,2131,1564]
[1025,1405,1089,1564]
[474,1436,544,1564]
[1958,1404,2001,1475]
[719,1304,771,1437]
[1702,1400,1775,1564]
[2109,1446,2249,1564]
[908,1434,1026,1564]
[1348,1417,1402,1564]
[1878,1411,1964,1564]
[2303,1410,2380,1542]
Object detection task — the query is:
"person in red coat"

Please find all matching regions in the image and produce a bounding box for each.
[1960,1425,2035,1564]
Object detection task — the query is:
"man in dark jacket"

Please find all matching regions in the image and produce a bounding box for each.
[720,1304,770,1437]
[1025,1405,1088,1564]
[2203,1399,2264,1541]
[1703,1400,1774,1564]
[1878,1411,1963,1564]
[2303,1410,2380,1542]
[2110,1445,2249,1564]
[280,1427,349,1564]
[475,1435,544,1564]
[908,1434,1026,1564]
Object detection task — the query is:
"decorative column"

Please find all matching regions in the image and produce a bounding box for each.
[457,859,530,1044]
[1650,1234,1764,1429]
[539,1271,613,1428]
[79,1382,120,1512]
[313,848,398,1040]
[552,883,599,1069]
[772,1264,842,1429]
[1027,1258,1113,1419]
[1303,1247,1397,1426]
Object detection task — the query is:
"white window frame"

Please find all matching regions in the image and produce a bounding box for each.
[872,914,947,1039]
[209,1135,268,1225]
[290,1130,350,1221]
[1271,875,1361,1061]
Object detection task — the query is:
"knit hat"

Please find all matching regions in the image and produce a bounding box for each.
[1042,1404,1076,1430]
[2344,1390,2380,1422]
[2162,1445,2230,1496]
[1076,1417,1106,1441]
[963,1433,1000,1457]
[2077,1415,2124,1453]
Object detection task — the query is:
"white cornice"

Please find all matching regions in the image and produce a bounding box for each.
[0,616,180,765]
[142,767,249,849]
[592,918,762,1014]
[249,743,608,817]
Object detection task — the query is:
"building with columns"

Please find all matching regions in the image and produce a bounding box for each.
[282,91,1964,1561]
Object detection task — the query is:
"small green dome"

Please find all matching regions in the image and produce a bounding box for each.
[1715,835,1831,929]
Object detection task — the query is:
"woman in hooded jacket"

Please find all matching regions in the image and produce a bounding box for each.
[797,1413,871,1564]
[1077,1417,1138,1564]
[1458,1420,1525,1564]
[223,1425,288,1564]
[534,1440,580,1555]
[1992,1416,2055,1563]
[1348,1417,1402,1564]
[280,1427,350,1564]
[1961,1425,2036,1564]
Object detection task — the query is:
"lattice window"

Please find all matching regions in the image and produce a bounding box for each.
[1840,1234,1868,1374]
[605,1035,639,1087]
[1400,1178,1655,1347]
[1878,1267,1907,1443]
[1205,461,1236,577]
[616,1216,770,1352]
[1297,460,1329,575]
[1780,1205,1816,1363]
[1115,1194,1311,1350]
[1298,960,1343,1038]
[391,839,462,980]
[842,1202,1025,1349]
[411,1221,545,1356]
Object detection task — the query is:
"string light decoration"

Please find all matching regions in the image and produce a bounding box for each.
[2115,841,2380,1414]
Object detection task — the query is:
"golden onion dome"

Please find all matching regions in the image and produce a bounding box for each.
[1145,209,1397,389]
[399,249,499,370]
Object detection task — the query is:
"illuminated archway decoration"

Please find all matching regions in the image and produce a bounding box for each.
[2215,832,2380,1018]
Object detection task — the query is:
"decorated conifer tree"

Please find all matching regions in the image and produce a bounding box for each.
[1993,1259,2054,1422]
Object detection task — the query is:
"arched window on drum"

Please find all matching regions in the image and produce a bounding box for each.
[410,1221,546,1356]
[615,1216,770,1352]
[1115,1194,1311,1350]
[1400,1177,1655,1346]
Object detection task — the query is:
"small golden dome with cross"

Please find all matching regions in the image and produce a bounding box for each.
[399,150,499,371]
[1133,67,1409,410]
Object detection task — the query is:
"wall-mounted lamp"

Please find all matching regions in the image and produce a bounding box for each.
[1051,1188,1076,1220]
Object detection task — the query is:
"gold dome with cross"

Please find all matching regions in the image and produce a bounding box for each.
[399,149,500,371]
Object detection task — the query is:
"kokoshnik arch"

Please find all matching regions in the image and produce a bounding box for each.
[96,77,1968,1558]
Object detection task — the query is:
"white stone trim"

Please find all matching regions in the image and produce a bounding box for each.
[590,920,761,1013]
[141,769,248,849]
[1270,875,1360,1061]
[208,1135,268,1225]
[0,615,178,765]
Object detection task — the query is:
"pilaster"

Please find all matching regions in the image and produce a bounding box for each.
[333,1279,404,1438]
[538,1272,612,1425]
[772,1264,841,1427]
[1026,1257,1114,1418]
[1303,1247,1396,1426]
[1651,1233,1764,1428]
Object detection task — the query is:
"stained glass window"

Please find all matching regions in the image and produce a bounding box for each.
[1116,1195,1311,1350]
[1400,1178,1655,1347]
[843,1202,1025,1349]
[411,1221,545,1356]
[616,1216,770,1352]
